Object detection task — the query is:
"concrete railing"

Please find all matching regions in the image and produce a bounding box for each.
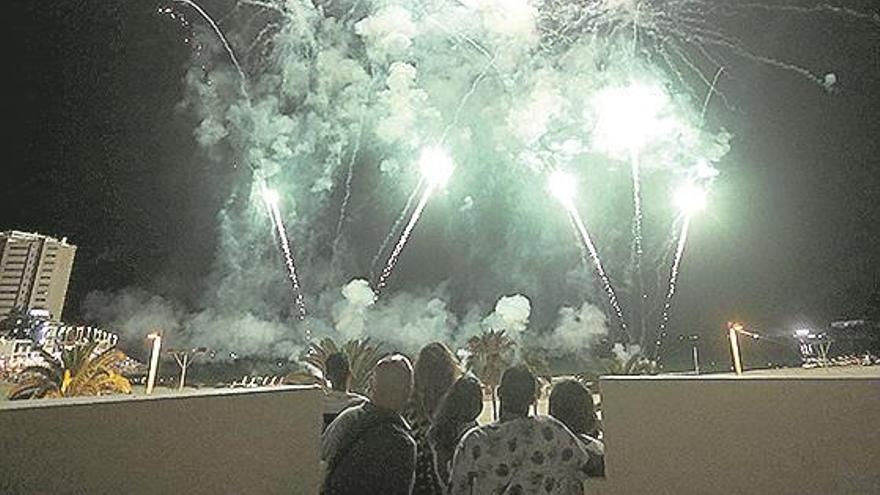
[597,374,880,494]
[5,373,878,494]
[0,386,322,494]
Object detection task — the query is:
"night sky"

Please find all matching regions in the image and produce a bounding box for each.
[2,1,878,365]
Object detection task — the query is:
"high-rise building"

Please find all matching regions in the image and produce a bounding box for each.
[0,231,76,321]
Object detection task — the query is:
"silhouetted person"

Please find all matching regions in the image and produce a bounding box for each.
[549,380,605,480]
[322,352,366,430]
[321,354,416,495]
[427,374,483,489]
[406,342,462,495]
[449,366,591,495]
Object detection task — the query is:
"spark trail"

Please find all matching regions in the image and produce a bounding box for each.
[374,184,436,298]
[370,178,425,283]
[539,0,877,96]
[655,215,691,356]
[170,0,250,100]
[261,187,308,322]
[566,205,629,340]
[629,155,646,344]
[168,1,312,330]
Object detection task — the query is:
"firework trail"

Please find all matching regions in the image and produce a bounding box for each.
[538,0,876,96]
[170,0,250,100]
[629,154,647,342]
[370,178,425,282]
[567,205,630,340]
[168,1,313,330]
[261,186,308,322]
[332,118,365,259]
[374,184,435,298]
[655,215,692,357]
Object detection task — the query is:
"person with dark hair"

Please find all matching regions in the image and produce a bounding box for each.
[321,354,417,495]
[406,342,463,495]
[549,380,605,479]
[449,366,591,495]
[322,352,366,430]
[427,374,483,488]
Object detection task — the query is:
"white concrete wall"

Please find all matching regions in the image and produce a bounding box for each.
[0,386,322,494]
[598,375,880,494]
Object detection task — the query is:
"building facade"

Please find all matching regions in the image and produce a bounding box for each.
[0,231,76,321]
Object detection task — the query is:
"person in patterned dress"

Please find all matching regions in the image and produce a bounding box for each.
[406,342,463,495]
[449,366,592,495]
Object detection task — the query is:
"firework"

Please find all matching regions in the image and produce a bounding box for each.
[261,185,308,323]
[158,0,876,358]
[374,147,455,297]
[549,171,629,338]
[655,183,708,355]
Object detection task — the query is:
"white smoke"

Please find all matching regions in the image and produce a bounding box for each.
[330,278,454,351]
[334,278,376,341]
[543,302,608,353]
[482,294,532,335]
[612,342,642,364]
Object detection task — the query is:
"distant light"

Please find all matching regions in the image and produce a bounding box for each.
[674,183,707,214]
[548,170,576,204]
[794,329,811,338]
[419,146,454,187]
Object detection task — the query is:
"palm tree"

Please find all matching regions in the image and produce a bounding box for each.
[466,329,515,419]
[306,337,386,394]
[8,341,132,400]
[0,306,38,339]
[605,352,659,375]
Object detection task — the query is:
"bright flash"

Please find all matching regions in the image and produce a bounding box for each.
[593,81,672,156]
[419,146,454,187]
[674,183,707,214]
[262,188,280,206]
[548,171,576,204]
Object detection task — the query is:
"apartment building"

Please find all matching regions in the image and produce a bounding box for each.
[0,231,77,321]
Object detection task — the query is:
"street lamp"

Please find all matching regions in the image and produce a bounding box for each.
[678,334,701,374]
[728,322,744,376]
[146,331,163,394]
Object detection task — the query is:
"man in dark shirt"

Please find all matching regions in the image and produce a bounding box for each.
[321,354,417,495]
[322,352,367,430]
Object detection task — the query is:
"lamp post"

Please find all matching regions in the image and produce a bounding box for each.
[687,334,701,375]
[728,322,744,376]
[146,332,163,394]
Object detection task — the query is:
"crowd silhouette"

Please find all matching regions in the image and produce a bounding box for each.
[319,342,604,495]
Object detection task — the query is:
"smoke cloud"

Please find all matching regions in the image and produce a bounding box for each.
[84,0,737,369]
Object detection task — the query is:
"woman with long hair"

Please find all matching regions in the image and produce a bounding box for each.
[427,374,483,489]
[549,379,605,479]
[406,342,462,495]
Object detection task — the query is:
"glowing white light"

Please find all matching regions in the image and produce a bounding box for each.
[262,188,280,206]
[794,329,811,338]
[674,183,707,214]
[593,81,673,156]
[548,171,576,204]
[419,146,454,187]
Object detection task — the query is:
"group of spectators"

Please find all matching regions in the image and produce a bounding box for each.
[319,342,604,495]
